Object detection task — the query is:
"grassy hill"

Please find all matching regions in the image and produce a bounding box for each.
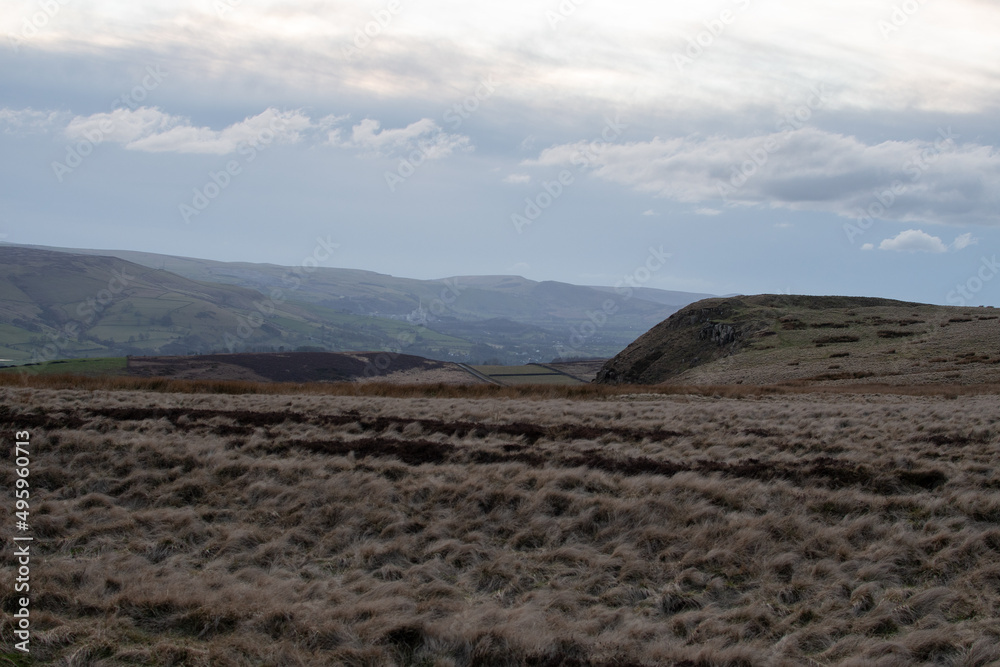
[2,244,712,364]
[23,247,704,327]
[597,294,1000,386]
[0,247,481,364]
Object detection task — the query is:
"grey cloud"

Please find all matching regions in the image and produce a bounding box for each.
[526,127,1000,225]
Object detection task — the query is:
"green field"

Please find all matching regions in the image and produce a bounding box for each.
[470,364,586,386]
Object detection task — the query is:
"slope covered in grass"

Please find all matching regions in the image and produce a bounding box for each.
[597,295,1000,386]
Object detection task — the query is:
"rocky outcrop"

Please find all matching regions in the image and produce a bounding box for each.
[700,322,739,347]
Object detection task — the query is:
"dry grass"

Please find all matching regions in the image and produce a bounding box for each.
[2,386,1000,665]
[1,371,999,399]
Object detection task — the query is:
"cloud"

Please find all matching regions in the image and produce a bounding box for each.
[526,127,1000,226]
[876,229,980,253]
[642,209,655,216]
[695,208,721,216]
[503,173,531,184]
[328,118,472,160]
[8,104,471,163]
[878,229,948,253]
[65,107,179,145]
[0,108,65,134]
[861,243,875,251]
[63,107,312,154]
[8,1,1000,121]
[952,232,978,250]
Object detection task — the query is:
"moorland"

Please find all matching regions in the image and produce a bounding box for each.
[2,377,1000,665]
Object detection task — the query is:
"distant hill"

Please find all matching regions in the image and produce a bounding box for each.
[589,286,715,308]
[0,245,713,364]
[0,246,481,363]
[596,294,1000,385]
[16,244,702,321]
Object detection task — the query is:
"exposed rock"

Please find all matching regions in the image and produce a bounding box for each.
[700,322,739,347]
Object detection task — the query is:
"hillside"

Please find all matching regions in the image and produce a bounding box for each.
[1,244,711,363]
[0,247,479,364]
[15,243,700,328]
[596,294,1000,386]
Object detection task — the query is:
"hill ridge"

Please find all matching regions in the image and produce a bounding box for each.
[597,294,1000,386]
[0,245,711,364]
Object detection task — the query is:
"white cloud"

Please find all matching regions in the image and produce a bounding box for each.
[641,209,655,216]
[861,243,874,251]
[0,108,64,134]
[317,114,350,132]
[130,108,311,154]
[526,127,1000,226]
[878,229,948,253]
[503,173,531,184]
[65,107,178,145]
[695,208,721,216]
[952,232,978,250]
[328,118,471,160]
[64,107,312,154]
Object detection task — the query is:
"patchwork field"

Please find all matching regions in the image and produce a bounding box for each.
[468,364,588,386]
[2,383,1000,665]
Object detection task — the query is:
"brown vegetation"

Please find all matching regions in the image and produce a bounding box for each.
[127,352,478,385]
[3,385,1000,664]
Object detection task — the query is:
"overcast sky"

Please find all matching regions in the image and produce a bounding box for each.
[2,0,999,305]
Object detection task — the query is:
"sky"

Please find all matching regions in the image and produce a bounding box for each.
[1,0,999,306]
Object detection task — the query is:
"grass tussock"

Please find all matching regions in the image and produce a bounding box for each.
[2,387,1000,664]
